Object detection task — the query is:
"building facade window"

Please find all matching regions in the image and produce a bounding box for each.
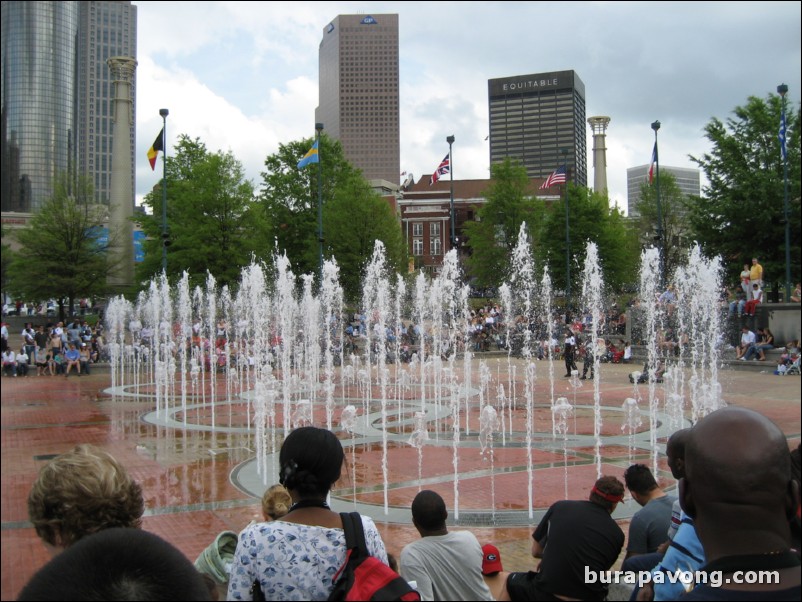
[413,238,423,256]
[412,223,423,237]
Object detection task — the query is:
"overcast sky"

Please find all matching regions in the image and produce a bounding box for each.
[131,1,801,213]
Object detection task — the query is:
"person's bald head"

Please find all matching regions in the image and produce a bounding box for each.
[682,407,793,523]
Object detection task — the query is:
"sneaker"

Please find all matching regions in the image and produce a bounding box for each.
[739,357,746,361]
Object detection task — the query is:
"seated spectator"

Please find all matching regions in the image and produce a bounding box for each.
[17,527,210,601]
[504,475,625,601]
[2,348,17,376]
[728,287,747,317]
[63,343,81,377]
[743,282,763,316]
[261,483,292,521]
[791,283,802,303]
[16,347,30,376]
[621,464,675,571]
[678,407,801,599]
[79,343,91,374]
[735,326,756,359]
[742,327,774,361]
[27,444,144,550]
[227,426,389,601]
[400,489,493,601]
[481,543,510,601]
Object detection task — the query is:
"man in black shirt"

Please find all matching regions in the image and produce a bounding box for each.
[505,476,625,601]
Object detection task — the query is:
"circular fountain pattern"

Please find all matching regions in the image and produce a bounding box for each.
[105,230,725,526]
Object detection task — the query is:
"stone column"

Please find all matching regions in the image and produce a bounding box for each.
[106,56,137,291]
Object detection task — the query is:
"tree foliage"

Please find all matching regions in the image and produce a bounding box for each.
[136,136,260,288]
[6,172,110,318]
[539,185,639,294]
[324,175,407,302]
[687,92,801,288]
[258,135,405,297]
[634,171,691,279]
[463,158,545,288]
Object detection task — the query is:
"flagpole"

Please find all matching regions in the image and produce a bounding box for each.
[316,123,324,281]
[651,120,665,287]
[447,135,455,250]
[160,108,169,272]
[777,83,790,301]
[561,149,571,300]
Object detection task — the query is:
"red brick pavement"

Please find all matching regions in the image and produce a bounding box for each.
[2,363,799,600]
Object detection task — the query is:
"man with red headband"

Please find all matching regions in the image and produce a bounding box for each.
[503,476,625,601]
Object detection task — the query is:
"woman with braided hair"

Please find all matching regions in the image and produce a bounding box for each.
[227,426,389,601]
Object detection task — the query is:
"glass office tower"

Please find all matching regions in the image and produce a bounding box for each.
[2,1,78,213]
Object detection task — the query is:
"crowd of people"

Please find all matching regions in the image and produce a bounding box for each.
[0,318,106,377]
[17,411,800,601]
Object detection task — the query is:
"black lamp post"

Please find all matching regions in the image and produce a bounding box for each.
[651,120,665,287]
[778,83,790,301]
[316,122,324,280]
[447,135,455,250]
[159,108,169,272]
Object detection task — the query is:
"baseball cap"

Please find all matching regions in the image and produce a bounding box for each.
[481,543,503,575]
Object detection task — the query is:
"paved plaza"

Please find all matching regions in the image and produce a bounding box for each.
[2,360,800,600]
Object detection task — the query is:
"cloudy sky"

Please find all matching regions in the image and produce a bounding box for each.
[132,1,801,213]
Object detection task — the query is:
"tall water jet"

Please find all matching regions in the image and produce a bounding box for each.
[639,247,663,475]
[581,241,605,477]
[507,222,538,518]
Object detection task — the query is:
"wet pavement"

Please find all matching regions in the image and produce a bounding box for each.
[2,361,799,600]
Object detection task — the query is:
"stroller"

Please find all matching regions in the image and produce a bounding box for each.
[782,355,800,375]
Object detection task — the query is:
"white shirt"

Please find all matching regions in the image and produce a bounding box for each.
[740,330,756,346]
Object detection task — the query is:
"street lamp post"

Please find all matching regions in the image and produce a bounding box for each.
[447,135,455,251]
[778,83,790,302]
[562,148,571,299]
[160,108,169,272]
[316,122,324,281]
[651,120,665,287]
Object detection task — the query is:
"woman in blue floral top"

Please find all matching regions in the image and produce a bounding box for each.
[227,427,388,601]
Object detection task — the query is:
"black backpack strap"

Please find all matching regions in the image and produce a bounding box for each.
[340,511,369,560]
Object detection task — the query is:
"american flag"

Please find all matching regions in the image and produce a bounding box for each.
[429,154,450,185]
[539,164,567,190]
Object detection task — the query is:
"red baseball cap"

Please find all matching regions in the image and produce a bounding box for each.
[481,543,503,575]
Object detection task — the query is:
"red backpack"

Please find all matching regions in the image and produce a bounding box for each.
[328,512,421,602]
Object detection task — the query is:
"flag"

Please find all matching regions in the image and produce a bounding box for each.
[429,153,450,185]
[648,142,658,184]
[147,128,164,171]
[539,164,567,190]
[297,141,320,169]
[779,111,787,161]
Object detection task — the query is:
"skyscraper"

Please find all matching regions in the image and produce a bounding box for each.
[316,14,400,186]
[488,70,587,187]
[76,0,138,207]
[1,0,136,213]
[626,164,700,218]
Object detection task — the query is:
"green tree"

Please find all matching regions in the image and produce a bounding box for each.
[259,136,353,276]
[137,136,260,288]
[6,173,110,320]
[463,158,545,288]
[634,171,692,279]
[688,92,801,289]
[538,185,639,294]
[258,135,396,283]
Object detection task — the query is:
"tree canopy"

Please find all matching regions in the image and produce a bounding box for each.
[687,92,801,290]
[6,172,110,319]
[136,136,260,288]
[463,158,545,288]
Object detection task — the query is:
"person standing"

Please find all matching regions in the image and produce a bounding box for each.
[399,489,493,601]
[750,257,763,289]
[738,263,751,297]
[563,328,578,378]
